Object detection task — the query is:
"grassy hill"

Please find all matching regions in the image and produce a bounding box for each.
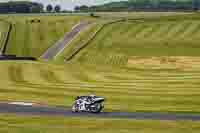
[73,15,200,65]
[1,12,200,132]
[0,13,199,113]
[1,15,93,57]
[53,13,200,112]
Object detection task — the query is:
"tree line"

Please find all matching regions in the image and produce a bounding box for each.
[75,0,200,12]
[0,1,62,13]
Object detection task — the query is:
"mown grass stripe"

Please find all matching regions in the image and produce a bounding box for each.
[165,21,186,39]
[143,23,162,38]
[148,22,170,40]
[180,22,199,38]
[23,21,31,56]
[8,64,26,83]
[159,22,177,38]
[174,21,192,39]
[189,22,200,37]
[128,23,147,38]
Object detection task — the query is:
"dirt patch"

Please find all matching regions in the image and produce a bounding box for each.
[127,56,200,70]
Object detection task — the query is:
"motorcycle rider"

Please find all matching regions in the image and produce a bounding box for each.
[76,96,91,111]
[73,95,104,113]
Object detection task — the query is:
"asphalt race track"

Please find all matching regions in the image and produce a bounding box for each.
[1,103,200,121]
[40,22,90,60]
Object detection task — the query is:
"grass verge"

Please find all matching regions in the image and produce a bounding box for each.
[0,114,200,133]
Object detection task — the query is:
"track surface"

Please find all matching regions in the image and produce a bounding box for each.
[40,22,90,60]
[1,103,200,121]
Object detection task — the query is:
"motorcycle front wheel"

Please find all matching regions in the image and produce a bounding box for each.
[72,104,79,113]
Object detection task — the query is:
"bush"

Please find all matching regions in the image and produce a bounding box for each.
[90,13,100,18]
[30,19,41,23]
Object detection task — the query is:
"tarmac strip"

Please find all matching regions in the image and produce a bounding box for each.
[40,22,91,60]
[0,102,200,121]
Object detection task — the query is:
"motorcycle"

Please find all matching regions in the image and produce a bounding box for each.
[72,95,105,113]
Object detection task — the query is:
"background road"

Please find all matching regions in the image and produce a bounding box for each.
[40,22,90,60]
[1,103,200,121]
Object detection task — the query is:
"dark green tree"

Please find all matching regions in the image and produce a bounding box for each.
[193,0,199,11]
[0,1,43,13]
[74,6,79,11]
[30,3,43,13]
[46,4,53,12]
[79,5,89,12]
[54,5,61,12]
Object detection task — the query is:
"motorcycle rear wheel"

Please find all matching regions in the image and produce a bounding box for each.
[89,103,103,113]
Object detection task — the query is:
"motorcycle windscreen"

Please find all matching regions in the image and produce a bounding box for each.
[93,98,105,103]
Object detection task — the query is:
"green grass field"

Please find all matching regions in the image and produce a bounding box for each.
[1,60,200,113]
[0,114,200,133]
[0,15,94,57]
[0,12,200,132]
[73,15,200,65]
[0,13,200,112]
[54,13,200,112]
